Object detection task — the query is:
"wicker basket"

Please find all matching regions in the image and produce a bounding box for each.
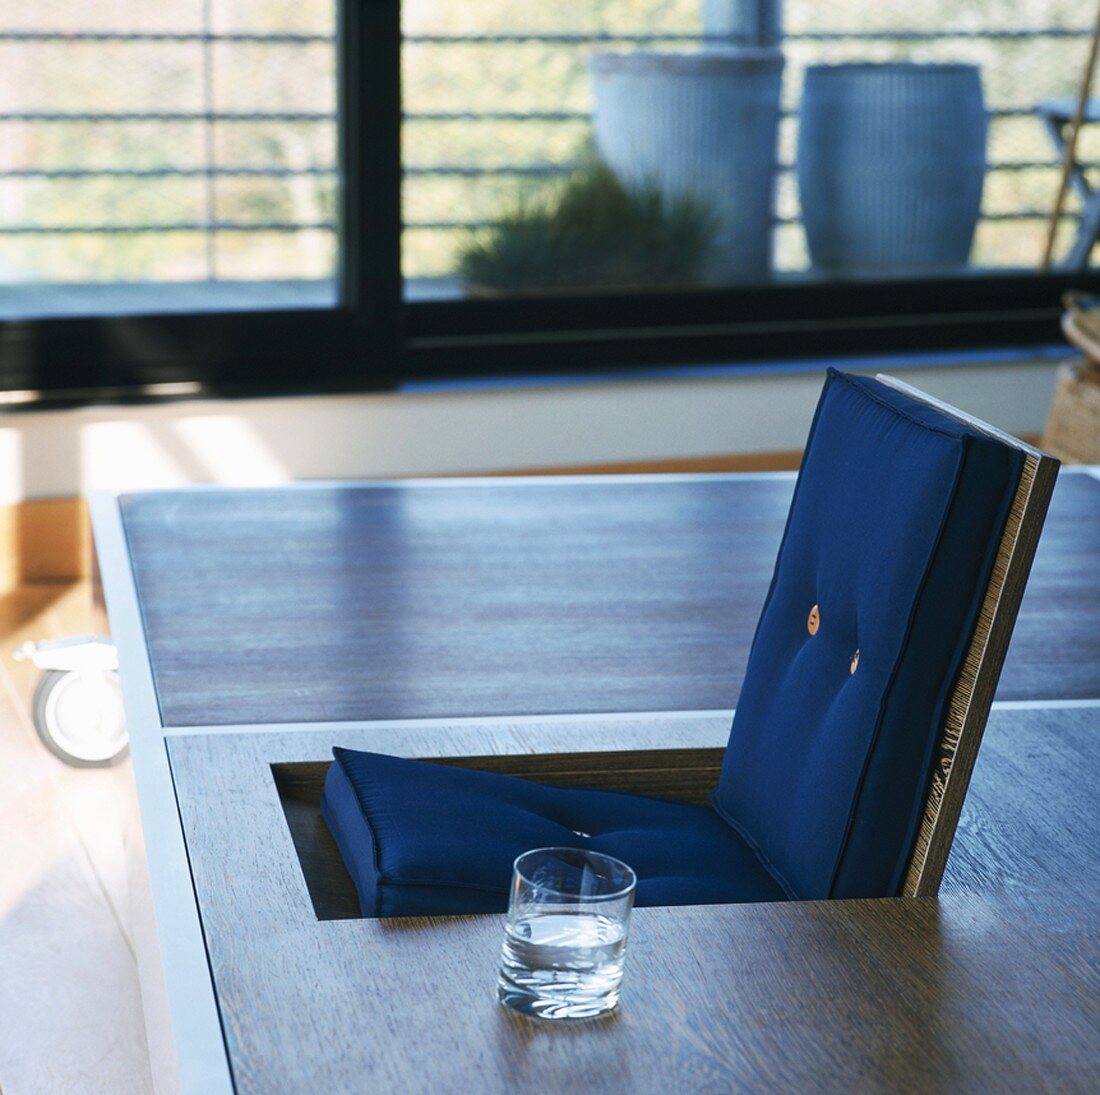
[1041,358,1100,464]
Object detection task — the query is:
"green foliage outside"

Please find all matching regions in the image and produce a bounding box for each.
[456,162,716,291]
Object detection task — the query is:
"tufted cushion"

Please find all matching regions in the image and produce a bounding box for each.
[711,369,1023,900]
[320,368,1026,916]
[322,747,786,918]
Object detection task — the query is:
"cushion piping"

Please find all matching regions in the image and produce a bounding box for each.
[331,747,389,916]
[321,757,384,917]
[380,876,511,896]
[708,799,800,900]
[883,443,1021,896]
[823,440,966,896]
[829,369,967,441]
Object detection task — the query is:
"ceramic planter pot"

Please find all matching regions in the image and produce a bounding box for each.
[796,62,987,273]
[589,48,784,282]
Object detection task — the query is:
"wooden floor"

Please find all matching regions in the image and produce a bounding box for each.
[0,582,151,1095]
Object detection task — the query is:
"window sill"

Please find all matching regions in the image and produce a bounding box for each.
[399,343,1068,396]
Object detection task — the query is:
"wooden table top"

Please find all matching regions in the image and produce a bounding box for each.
[118,471,1100,728]
[166,705,1100,1093]
[92,470,1100,1094]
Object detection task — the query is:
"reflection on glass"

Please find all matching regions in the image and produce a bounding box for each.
[402,0,1096,298]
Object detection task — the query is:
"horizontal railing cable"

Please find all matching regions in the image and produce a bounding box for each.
[0,107,1057,123]
[0,210,1077,235]
[0,221,335,234]
[0,160,1083,179]
[0,28,1092,43]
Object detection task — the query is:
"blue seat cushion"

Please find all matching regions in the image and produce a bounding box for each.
[712,369,1023,901]
[322,747,787,918]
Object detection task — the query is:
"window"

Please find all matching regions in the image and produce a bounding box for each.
[402,2,1093,295]
[1,1,338,319]
[1,1,1098,400]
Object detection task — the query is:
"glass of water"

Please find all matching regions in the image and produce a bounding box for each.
[497,847,637,1019]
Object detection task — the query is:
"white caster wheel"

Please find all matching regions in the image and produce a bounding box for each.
[14,636,128,768]
[32,668,129,768]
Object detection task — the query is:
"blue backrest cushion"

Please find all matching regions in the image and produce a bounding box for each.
[712,369,1023,900]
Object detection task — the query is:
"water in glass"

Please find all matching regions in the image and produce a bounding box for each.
[498,911,627,1019]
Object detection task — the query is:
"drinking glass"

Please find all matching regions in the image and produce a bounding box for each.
[497,847,636,1019]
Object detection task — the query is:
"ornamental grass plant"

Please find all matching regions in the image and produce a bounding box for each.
[457,162,716,292]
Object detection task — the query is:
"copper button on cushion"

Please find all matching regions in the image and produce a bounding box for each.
[850,649,860,675]
[807,604,820,635]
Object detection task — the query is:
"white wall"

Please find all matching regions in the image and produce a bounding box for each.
[0,355,1062,503]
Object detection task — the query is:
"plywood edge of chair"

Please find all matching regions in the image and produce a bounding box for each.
[901,448,1060,897]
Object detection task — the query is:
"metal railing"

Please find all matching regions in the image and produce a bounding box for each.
[0,26,1092,251]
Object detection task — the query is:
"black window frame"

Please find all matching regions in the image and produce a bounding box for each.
[2,0,1099,405]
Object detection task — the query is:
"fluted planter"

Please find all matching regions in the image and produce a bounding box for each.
[589,48,784,282]
[797,63,987,274]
